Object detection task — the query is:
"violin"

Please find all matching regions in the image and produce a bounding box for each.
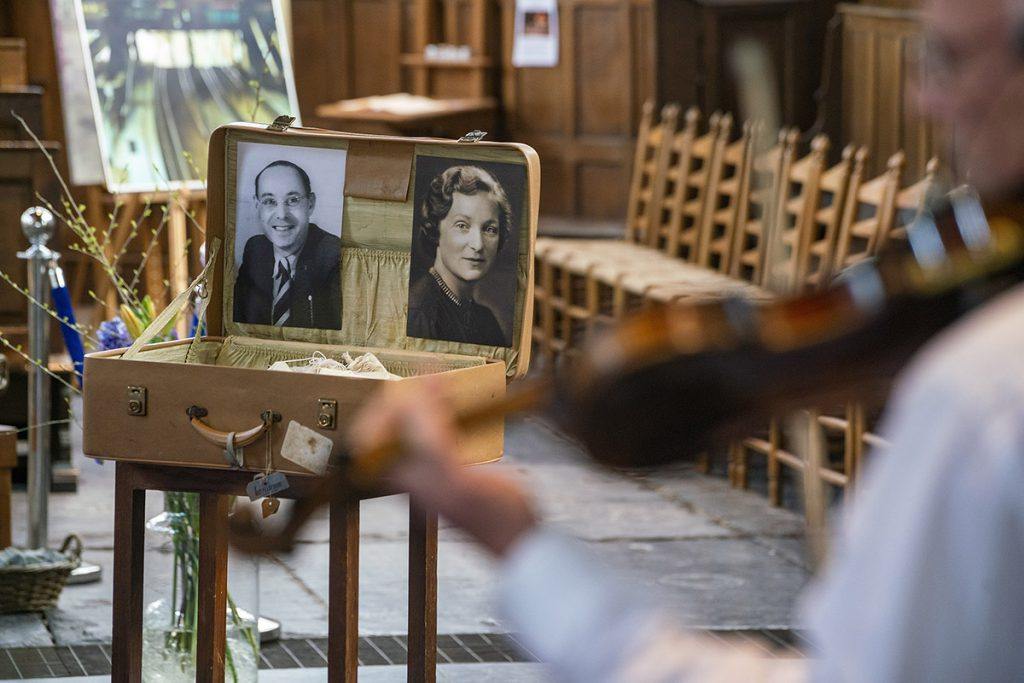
[230,187,1024,553]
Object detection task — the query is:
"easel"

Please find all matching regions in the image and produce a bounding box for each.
[74,186,206,338]
[112,462,439,682]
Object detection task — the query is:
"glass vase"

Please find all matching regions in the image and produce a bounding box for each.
[142,493,260,682]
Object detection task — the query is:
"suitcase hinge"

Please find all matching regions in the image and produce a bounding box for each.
[267,115,297,132]
[458,130,488,143]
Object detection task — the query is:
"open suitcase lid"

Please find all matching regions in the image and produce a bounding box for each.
[204,122,540,380]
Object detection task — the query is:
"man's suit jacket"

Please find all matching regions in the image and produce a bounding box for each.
[233,223,342,329]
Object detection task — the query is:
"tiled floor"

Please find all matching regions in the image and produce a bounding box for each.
[5,401,811,680]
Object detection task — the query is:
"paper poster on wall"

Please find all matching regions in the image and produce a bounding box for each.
[73,0,301,193]
[511,0,559,68]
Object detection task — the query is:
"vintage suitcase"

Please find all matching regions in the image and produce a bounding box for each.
[82,121,538,475]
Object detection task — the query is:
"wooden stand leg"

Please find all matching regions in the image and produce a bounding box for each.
[196,493,230,683]
[329,497,360,682]
[112,463,146,682]
[407,505,437,683]
[0,426,16,549]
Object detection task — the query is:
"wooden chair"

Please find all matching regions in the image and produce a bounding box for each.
[762,134,830,294]
[832,150,905,275]
[696,120,754,273]
[800,145,858,289]
[729,127,797,285]
[590,113,770,316]
[660,112,723,259]
[532,103,680,358]
[880,156,941,249]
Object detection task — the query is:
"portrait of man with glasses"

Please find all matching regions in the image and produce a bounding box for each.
[233,156,343,329]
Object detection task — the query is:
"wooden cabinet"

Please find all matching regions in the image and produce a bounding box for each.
[839,2,945,177]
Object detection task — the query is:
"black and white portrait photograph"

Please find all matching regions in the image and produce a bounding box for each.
[233,141,347,330]
[407,156,525,347]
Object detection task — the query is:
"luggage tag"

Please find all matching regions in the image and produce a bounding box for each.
[245,419,289,518]
[246,471,289,501]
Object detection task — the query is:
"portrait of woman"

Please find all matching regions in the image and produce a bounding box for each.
[406,158,523,347]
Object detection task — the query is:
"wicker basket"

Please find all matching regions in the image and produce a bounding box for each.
[0,534,82,613]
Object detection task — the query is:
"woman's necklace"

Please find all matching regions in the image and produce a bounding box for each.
[430,267,465,307]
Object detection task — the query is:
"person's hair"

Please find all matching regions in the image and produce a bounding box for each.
[418,165,513,255]
[254,160,312,198]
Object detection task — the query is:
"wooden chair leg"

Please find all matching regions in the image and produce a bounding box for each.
[408,504,438,683]
[329,497,360,682]
[196,493,230,683]
[0,426,15,549]
[539,260,555,361]
[111,463,147,682]
[767,420,782,506]
[734,442,749,489]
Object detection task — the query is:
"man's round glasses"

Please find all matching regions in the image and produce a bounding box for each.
[259,195,309,209]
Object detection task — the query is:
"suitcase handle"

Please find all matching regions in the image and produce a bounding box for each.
[186,406,281,449]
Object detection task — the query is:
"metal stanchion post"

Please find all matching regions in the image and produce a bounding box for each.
[19,207,54,550]
[19,206,102,583]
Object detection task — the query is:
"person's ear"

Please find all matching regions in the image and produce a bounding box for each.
[308,192,317,214]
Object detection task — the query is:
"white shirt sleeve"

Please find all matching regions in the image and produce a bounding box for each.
[801,356,1024,683]
[499,529,807,683]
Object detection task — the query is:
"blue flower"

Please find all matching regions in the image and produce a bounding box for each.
[97,317,133,351]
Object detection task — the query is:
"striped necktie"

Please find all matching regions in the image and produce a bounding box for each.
[273,258,292,326]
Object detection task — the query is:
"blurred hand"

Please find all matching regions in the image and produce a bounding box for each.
[349,378,538,556]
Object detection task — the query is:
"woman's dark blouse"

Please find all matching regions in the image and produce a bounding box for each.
[407,273,509,347]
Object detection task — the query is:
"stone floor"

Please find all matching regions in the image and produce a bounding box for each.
[3,408,811,680]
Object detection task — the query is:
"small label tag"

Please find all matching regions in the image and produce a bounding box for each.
[280,420,334,475]
[246,471,290,501]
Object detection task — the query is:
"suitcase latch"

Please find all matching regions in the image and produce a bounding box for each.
[317,399,338,430]
[267,115,296,132]
[127,386,147,416]
[458,130,488,143]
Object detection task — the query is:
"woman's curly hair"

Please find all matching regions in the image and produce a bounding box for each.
[418,165,513,257]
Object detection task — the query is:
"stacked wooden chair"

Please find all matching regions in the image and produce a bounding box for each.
[533,99,947,515]
[533,103,772,360]
[732,149,942,507]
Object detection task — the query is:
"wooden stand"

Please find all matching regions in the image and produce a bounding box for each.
[77,188,205,339]
[112,461,438,682]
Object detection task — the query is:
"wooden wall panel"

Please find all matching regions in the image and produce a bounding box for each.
[291,0,349,120]
[840,3,944,177]
[502,0,654,219]
[351,0,404,96]
[574,4,631,138]
[294,0,405,123]
[576,161,628,220]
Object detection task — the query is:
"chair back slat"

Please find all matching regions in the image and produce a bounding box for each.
[880,156,941,249]
[801,144,857,289]
[765,133,830,293]
[625,101,676,244]
[697,119,753,273]
[833,150,905,273]
[661,111,723,260]
[730,127,797,285]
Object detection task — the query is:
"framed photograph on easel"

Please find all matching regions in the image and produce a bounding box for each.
[71,0,300,193]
